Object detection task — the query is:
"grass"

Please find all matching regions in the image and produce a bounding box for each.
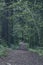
[26,43,43,56]
[28,47,43,56]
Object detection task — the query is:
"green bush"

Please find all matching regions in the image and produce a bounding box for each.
[0,45,7,57]
[0,39,8,47]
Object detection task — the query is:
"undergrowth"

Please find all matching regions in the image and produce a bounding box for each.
[0,45,7,57]
[29,47,43,56]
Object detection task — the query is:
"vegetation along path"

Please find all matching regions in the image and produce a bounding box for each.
[0,42,43,65]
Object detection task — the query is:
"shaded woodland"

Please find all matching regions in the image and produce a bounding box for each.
[0,0,43,48]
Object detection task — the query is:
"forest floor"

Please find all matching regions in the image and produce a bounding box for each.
[0,42,43,65]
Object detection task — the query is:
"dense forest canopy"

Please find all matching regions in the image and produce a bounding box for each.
[0,0,43,48]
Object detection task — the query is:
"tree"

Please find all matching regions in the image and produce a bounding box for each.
[0,0,43,48]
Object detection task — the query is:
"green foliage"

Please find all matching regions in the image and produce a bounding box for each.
[29,47,43,56]
[0,45,7,57]
[0,0,43,49]
[0,39,8,47]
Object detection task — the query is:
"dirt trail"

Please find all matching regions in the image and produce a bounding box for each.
[0,42,43,65]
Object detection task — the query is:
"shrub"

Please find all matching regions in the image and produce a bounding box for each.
[0,45,7,57]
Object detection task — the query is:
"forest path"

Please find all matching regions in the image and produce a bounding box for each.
[0,42,43,65]
[17,41,28,50]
